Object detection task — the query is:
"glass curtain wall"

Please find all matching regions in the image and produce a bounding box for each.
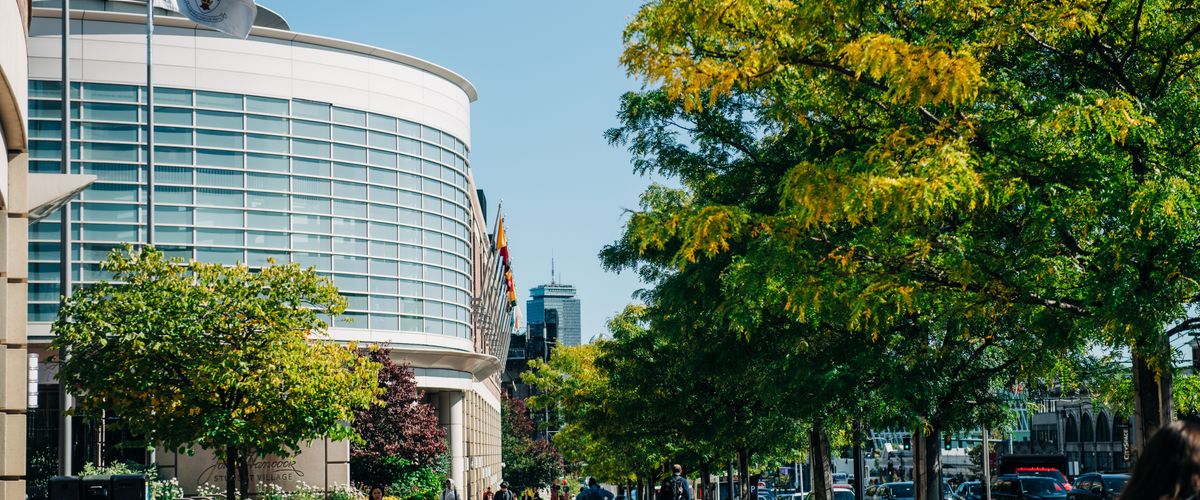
[26,80,475,338]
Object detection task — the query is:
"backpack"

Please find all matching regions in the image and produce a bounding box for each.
[660,477,686,500]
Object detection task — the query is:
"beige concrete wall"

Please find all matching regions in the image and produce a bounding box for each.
[0,0,30,495]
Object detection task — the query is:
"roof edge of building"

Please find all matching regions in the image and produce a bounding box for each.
[31,6,479,102]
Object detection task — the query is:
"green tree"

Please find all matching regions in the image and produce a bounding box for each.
[618,0,1200,487]
[502,394,564,493]
[53,247,380,500]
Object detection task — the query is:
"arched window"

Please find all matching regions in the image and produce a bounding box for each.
[1082,413,1095,442]
[1065,414,1079,443]
[1096,413,1110,441]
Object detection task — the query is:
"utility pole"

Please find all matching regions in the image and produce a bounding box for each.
[853,421,865,500]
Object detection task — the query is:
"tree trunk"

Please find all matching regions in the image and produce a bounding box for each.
[701,463,711,500]
[737,448,751,500]
[238,451,251,499]
[1133,348,1174,455]
[913,428,943,500]
[809,422,834,500]
[224,449,237,500]
[637,478,644,500]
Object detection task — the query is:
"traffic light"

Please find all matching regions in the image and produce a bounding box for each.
[903,436,911,450]
[943,434,952,450]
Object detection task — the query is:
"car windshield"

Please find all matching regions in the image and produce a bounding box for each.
[888,484,914,497]
[959,484,979,495]
[833,492,854,500]
[1021,478,1061,494]
[1103,477,1128,493]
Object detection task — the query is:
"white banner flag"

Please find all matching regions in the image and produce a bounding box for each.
[152,0,257,39]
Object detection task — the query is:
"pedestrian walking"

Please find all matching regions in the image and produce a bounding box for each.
[585,478,616,500]
[442,479,461,500]
[658,465,693,500]
[496,482,516,500]
[370,486,386,500]
[484,486,494,500]
[1121,417,1200,500]
[576,485,590,500]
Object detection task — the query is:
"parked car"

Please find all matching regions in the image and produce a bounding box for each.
[954,481,983,500]
[991,476,1067,500]
[873,482,915,500]
[1015,468,1072,491]
[1067,473,1129,500]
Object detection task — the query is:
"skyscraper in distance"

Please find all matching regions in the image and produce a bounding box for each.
[527,280,581,347]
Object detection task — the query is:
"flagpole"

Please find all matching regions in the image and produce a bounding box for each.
[146,0,155,246]
[58,0,74,477]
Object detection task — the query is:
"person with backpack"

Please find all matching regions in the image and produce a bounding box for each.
[495,482,515,500]
[584,478,615,500]
[658,465,692,500]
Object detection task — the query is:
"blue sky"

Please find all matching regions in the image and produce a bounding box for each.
[259,0,654,341]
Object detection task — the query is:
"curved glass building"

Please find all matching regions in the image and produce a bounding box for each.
[24,1,513,496]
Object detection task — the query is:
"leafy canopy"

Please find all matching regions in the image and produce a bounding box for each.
[53,246,380,461]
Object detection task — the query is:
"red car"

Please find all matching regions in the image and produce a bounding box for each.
[1015,468,1072,491]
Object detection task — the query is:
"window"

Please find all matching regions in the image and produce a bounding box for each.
[247,172,288,191]
[246,211,289,230]
[83,203,138,223]
[155,87,193,106]
[246,95,289,115]
[196,110,243,129]
[332,143,366,163]
[154,106,192,126]
[248,153,289,172]
[84,184,139,202]
[248,231,289,249]
[293,139,331,158]
[83,143,137,162]
[246,133,287,153]
[369,131,397,150]
[83,163,138,182]
[195,188,243,207]
[194,208,243,228]
[196,149,243,168]
[196,129,243,149]
[294,177,330,196]
[154,205,192,224]
[332,107,366,126]
[369,167,398,186]
[196,168,243,188]
[368,113,396,132]
[368,149,397,168]
[196,228,243,246]
[85,103,138,122]
[332,180,366,200]
[333,200,368,218]
[333,125,366,144]
[333,218,366,237]
[246,114,288,134]
[334,255,368,273]
[196,248,243,265]
[84,122,138,142]
[195,91,242,110]
[293,120,330,139]
[292,214,331,233]
[155,126,192,145]
[292,100,330,121]
[293,195,331,214]
[247,191,288,210]
[293,233,331,252]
